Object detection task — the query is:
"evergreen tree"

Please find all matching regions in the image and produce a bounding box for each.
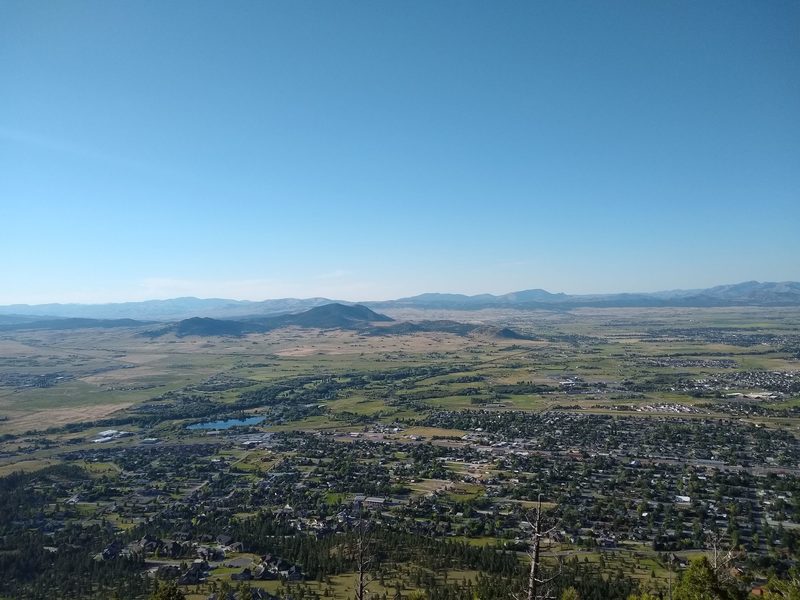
[673,557,743,600]
[150,580,186,600]
[762,573,800,599]
[561,587,579,600]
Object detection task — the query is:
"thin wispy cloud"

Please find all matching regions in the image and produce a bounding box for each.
[0,127,149,172]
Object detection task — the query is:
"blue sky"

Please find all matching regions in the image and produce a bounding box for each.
[1,1,798,303]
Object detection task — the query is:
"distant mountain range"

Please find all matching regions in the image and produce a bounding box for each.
[0,296,335,321]
[0,316,148,332]
[0,281,798,321]
[0,303,533,341]
[153,305,533,340]
[147,303,394,337]
[374,281,800,310]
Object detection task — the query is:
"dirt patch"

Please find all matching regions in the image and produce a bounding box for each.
[3,402,133,433]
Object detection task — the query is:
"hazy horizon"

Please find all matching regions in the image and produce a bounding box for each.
[0,279,798,307]
[2,2,798,305]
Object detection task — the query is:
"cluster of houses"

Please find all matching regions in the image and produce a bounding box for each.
[678,370,799,398]
[102,533,305,588]
[31,400,800,596]
[231,554,303,582]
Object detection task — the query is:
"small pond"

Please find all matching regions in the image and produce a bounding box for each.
[187,416,265,430]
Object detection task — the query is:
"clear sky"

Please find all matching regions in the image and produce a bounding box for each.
[1,1,798,303]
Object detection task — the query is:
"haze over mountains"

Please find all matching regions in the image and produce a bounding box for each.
[0,281,798,321]
[0,297,334,321]
[378,281,800,310]
[147,303,394,337]
[0,303,537,341]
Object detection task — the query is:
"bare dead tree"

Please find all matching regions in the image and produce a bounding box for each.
[706,530,735,572]
[666,553,675,600]
[353,518,375,600]
[515,495,562,600]
[705,529,739,587]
